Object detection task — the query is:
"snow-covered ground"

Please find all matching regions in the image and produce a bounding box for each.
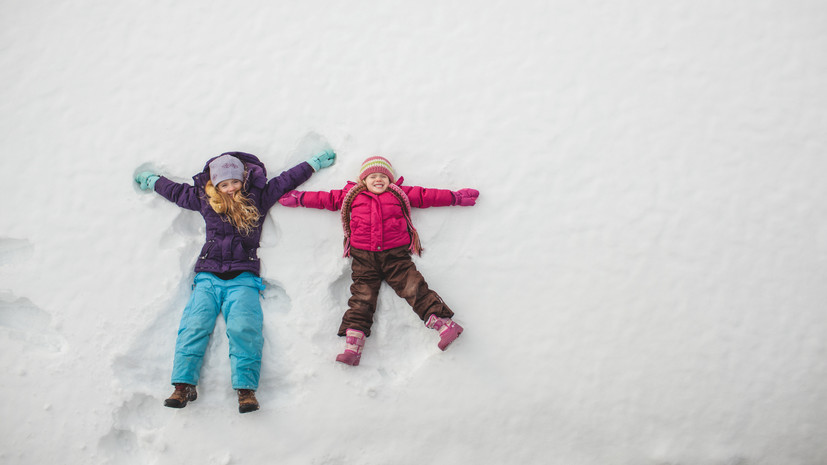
[2,1,826,464]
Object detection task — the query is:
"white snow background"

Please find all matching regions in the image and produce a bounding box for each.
[1,1,826,464]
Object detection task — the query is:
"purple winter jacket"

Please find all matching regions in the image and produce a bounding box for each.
[153,152,314,276]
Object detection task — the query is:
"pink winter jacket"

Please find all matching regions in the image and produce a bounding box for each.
[295,179,455,252]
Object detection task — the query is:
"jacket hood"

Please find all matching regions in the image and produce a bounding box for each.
[194,152,268,190]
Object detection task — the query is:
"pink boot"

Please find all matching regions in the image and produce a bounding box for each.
[426,315,463,351]
[336,329,365,366]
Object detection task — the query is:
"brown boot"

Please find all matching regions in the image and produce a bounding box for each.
[237,389,260,414]
[164,383,197,408]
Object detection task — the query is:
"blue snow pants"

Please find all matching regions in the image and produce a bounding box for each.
[171,272,265,390]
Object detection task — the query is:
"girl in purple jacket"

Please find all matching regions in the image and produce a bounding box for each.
[134,150,335,412]
[279,156,478,366]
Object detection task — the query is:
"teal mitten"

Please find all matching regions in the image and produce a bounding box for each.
[306,149,336,171]
[135,171,160,191]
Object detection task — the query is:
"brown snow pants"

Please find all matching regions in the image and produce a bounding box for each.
[338,246,454,337]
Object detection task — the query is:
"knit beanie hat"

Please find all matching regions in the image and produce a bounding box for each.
[209,154,245,185]
[358,156,395,183]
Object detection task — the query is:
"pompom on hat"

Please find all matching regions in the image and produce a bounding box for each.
[358,156,395,183]
[209,154,245,185]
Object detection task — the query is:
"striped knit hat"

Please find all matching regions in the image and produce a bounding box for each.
[358,156,395,183]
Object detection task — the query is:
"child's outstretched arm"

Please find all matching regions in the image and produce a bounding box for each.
[279,182,355,211]
[135,171,201,211]
[402,185,480,208]
[260,150,336,211]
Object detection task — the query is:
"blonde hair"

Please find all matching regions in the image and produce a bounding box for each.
[205,180,261,236]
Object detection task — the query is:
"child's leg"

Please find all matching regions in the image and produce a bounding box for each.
[221,273,265,391]
[382,247,454,322]
[171,273,221,386]
[338,249,382,337]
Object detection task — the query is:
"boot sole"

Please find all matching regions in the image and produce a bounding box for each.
[336,353,361,366]
[239,404,260,414]
[438,327,463,351]
[164,399,187,408]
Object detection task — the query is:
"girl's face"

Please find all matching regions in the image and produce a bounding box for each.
[364,173,390,194]
[217,179,242,195]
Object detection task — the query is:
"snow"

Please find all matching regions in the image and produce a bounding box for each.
[2,1,826,464]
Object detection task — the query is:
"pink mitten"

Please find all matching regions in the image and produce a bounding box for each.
[279,190,303,207]
[452,188,479,206]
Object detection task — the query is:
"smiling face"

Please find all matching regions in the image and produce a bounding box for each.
[217,179,242,195]
[364,173,390,194]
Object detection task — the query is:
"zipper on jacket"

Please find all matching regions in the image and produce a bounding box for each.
[200,240,216,260]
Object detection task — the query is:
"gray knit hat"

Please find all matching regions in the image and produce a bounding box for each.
[209,154,245,185]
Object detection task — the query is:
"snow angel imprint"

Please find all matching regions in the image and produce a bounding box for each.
[279,156,479,366]
[134,149,335,412]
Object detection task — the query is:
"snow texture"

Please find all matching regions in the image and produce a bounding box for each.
[1,1,826,464]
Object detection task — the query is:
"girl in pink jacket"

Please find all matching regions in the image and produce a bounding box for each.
[279,156,479,366]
